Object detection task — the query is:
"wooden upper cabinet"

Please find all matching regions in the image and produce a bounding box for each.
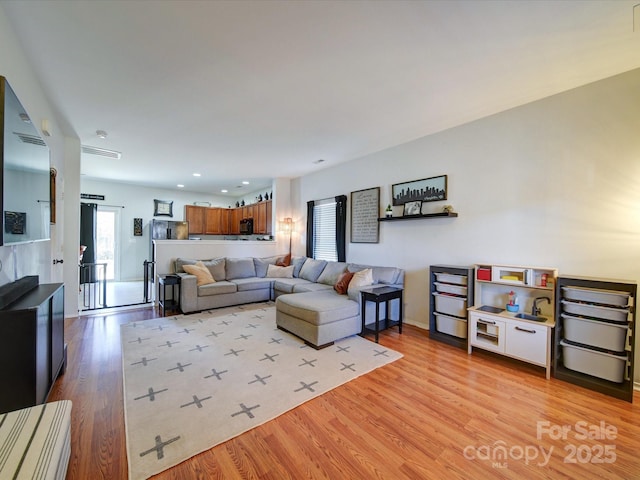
[205,208,222,234]
[254,200,272,234]
[220,209,231,234]
[185,205,206,235]
[230,208,241,234]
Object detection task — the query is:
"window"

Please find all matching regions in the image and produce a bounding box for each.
[313,198,338,261]
[306,195,347,262]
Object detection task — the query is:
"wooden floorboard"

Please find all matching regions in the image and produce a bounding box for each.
[49,305,640,479]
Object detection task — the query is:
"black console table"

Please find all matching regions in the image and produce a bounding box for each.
[0,281,65,413]
[360,286,403,343]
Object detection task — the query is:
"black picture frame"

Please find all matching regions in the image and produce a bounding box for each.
[4,211,26,234]
[350,187,380,243]
[154,199,173,217]
[392,174,447,206]
[403,200,422,216]
[133,218,143,236]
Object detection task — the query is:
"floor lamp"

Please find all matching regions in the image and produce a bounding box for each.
[281,217,293,256]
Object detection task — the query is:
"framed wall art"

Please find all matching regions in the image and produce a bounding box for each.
[350,187,379,243]
[392,174,447,206]
[403,200,422,216]
[154,199,173,217]
[133,218,143,236]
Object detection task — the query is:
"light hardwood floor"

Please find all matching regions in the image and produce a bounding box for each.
[50,305,640,479]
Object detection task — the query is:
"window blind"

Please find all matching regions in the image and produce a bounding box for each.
[313,198,338,261]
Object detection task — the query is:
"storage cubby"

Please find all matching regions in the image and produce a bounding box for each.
[554,276,636,402]
[429,265,474,349]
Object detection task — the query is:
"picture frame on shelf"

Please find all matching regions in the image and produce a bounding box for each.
[403,200,422,216]
[392,174,447,206]
[154,199,173,217]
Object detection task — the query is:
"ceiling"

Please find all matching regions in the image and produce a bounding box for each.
[2,0,639,196]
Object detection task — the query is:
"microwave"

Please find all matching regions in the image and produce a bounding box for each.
[239,218,253,235]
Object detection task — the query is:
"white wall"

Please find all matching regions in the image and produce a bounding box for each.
[292,68,640,339]
[0,6,68,294]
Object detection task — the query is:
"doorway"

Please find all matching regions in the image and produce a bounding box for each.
[79,204,151,311]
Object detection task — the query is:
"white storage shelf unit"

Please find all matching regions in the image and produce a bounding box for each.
[554,276,636,402]
[468,264,558,379]
[429,265,474,349]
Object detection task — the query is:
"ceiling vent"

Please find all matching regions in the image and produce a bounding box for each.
[82,145,122,159]
[13,132,46,147]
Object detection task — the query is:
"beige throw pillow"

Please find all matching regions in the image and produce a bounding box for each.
[347,268,374,298]
[183,261,216,286]
[266,264,294,278]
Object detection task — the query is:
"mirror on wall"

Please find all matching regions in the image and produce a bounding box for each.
[1,76,51,245]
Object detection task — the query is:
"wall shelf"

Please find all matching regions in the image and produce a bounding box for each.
[379,212,458,222]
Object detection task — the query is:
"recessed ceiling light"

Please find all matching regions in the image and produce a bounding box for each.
[221,189,228,193]
[242,181,250,185]
[193,173,201,177]
[177,184,184,188]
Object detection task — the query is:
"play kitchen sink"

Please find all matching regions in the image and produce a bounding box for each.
[514,313,547,322]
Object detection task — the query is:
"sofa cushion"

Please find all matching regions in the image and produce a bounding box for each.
[232,277,273,292]
[273,278,314,294]
[183,262,215,286]
[299,258,327,282]
[175,257,206,273]
[293,283,333,293]
[198,281,237,297]
[348,263,402,285]
[276,291,359,326]
[253,256,280,277]
[226,257,256,279]
[266,264,294,278]
[201,258,226,281]
[291,256,307,277]
[334,271,354,295]
[317,261,347,286]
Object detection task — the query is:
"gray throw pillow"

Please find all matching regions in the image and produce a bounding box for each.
[201,258,226,281]
[317,261,347,286]
[226,257,256,279]
[291,256,307,277]
[253,256,279,278]
[299,258,328,282]
[174,257,209,273]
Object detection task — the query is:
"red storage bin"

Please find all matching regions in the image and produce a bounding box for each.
[477,267,491,281]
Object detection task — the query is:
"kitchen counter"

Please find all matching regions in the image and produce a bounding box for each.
[468,305,556,327]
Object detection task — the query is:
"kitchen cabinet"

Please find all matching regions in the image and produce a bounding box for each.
[205,207,231,234]
[230,208,241,234]
[184,205,206,235]
[254,200,272,235]
[554,276,636,402]
[429,265,474,349]
[468,263,557,379]
[0,283,65,413]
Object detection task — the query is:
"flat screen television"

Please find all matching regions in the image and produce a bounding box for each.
[0,76,51,245]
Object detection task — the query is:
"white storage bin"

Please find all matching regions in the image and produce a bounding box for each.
[562,314,628,352]
[561,300,629,322]
[433,292,467,318]
[561,286,630,307]
[560,340,627,383]
[434,282,467,296]
[435,313,468,338]
[434,273,467,286]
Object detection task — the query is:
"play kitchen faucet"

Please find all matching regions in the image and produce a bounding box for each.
[532,297,551,316]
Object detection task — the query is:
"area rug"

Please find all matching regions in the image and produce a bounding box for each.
[121,301,402,480]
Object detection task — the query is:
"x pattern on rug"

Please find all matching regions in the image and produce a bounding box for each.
[121,302,402,480]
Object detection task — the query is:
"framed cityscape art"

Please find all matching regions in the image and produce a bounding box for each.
[392,174,447,206]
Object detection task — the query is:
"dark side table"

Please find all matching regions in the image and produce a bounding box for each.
[158,274,181,316]
[360,285,403,343]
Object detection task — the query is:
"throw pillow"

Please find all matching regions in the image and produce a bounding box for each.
[334,271,354,295]
[266,264,294,278]
[276,253,291,267]
[347,268,374,299]
[183,262,215,286]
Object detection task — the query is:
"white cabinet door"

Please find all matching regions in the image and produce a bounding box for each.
[505,320,548,366]
[469,313,505,353]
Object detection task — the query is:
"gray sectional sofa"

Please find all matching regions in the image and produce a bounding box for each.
[173,255,404,347]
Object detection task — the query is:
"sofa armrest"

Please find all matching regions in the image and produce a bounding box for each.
[178,273,198,313]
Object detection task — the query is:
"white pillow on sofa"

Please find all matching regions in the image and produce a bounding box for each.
[266,264,294,278]
[347,268,374,300]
